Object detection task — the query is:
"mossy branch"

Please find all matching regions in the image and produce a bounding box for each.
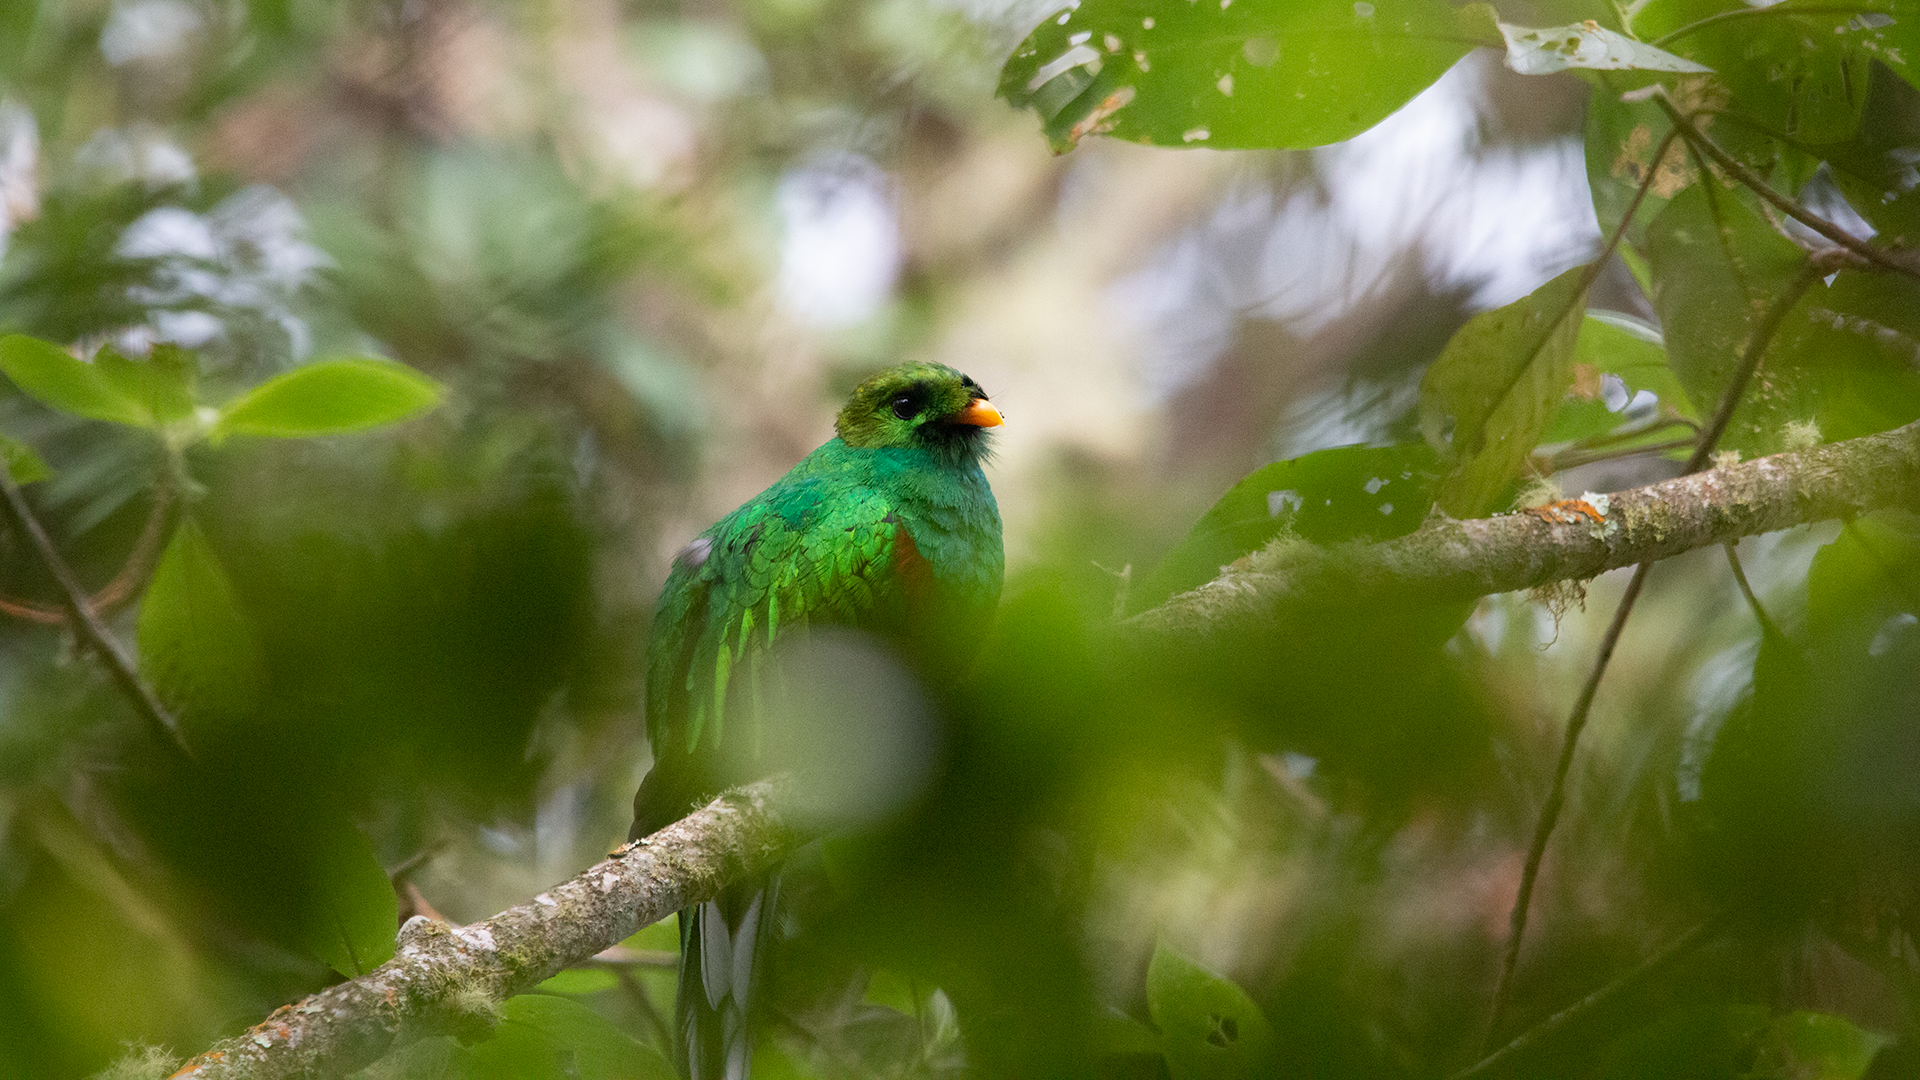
[1126,418,1920,644]
[167,779,802,1080]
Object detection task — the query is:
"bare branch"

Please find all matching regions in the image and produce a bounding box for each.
[168,778,804,1080]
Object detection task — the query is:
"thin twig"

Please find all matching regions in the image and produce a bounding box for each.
[1655,95,1920,281]
[1455,919,1722,1080]
[1651,3,1882,48]
[0,480,175,625]
[1723,543,1785,643]
[0,470,192,759]
[1485,260,1822,1042]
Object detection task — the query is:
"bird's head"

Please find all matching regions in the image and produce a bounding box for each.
[835,361,1002,463]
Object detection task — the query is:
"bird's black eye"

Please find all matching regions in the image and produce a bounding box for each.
[890,393,917,420]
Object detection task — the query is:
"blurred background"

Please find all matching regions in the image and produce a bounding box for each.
[0,0,1883,1076]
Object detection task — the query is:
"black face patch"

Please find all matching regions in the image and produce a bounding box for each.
[890,382,932,420]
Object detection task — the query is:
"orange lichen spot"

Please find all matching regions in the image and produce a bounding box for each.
[1524,498,1606,525]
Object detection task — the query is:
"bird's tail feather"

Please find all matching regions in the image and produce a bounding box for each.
[678,877,779,1080]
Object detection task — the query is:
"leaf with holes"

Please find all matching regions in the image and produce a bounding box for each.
[1498,20,1710,74]
[1543,312,1697,446]
[999,0,1485,152]
[1146,939,1276,1080]
[1420,264,1589,516]
[1132,443,1439,613]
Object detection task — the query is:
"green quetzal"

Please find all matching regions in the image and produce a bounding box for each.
[630,361,1005,1080]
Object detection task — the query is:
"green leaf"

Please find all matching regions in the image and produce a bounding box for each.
[0,335,154,427]
[1646,184,1809,456]
[469,995,676,1080]
[1497,20,1710,74]
[533,968,621,995]
[1753,1011,1890,1080]
[215,357,442,439]
[1584,88,1696,248]
[1600,1003,1770,1079]
[0,433,51,484]
[1419,264,1589,517]
[136,517,266,729]
[1543,311,1699,445]
[1629,0,1884,143]
[1131,443,1439,613]
[287,810,401,979]
[998,0,1477,152]
[1776,271,1920,443]
[95,343,198,427]
[1146,939,1276,1080]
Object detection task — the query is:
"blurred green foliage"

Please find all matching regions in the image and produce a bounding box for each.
[0,0,1916,1077]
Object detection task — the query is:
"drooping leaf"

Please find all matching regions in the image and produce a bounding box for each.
[1419,264,1589,516]
[287,809,401,979]
[1132,443,1439,613]
[215,357,442,439]
[1146,939,1276,1080]
[1645,184,1809,456]
[998,0,1480,152]
[136,517,266,730]
[1542,312,1698,446]
[0,334,154,427]
[0,432,51,484]
[1498,21,1711,74]
[468,994,676,1080]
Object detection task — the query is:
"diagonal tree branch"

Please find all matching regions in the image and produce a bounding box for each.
[165,419,1920,1080]
[1125,417,1920,645]
[168,778,804,1080]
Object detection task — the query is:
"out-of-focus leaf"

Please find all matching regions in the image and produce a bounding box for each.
[533,968,620,995]
[1646,185,1809,456]
[1777,271,1920,443]
[468,994,675,1080]
[0,335,154,427]
[215,358,441,439]
[1146,940,1276,1080]
[998,0,1478,152]
[1498,21,1710,74]
[1753,1012,1889,1080]
[1824,63,1920,247]
[95,343,197,427]
[136,517,265,729]
[288,811,400,979]
[1628,0,1883,143]
[0,432,51,484]
[1600,1004,1769,1079]
[1419,264,1588,516]
[1131,443,1439,613]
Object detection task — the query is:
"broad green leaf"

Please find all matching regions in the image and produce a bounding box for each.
[95,343,197,426]
[288,810,401,979]
[1542,312,1698,445]
[469,994,675,1080]
[0,433,51,484]
[1823,63,1920,244]
[1498,21,1710,74]
[1146,939,1276,1080]
[136,517,266,729]
[1419,264,1588,516]
[1753,1011,1890,1080]
[215,357,442,438]
[1584,87,1695,247]
[1646,184,1809,456]
[1600,1004,1769,1079]
[1773,271,1920,443]
[998,0,1479,152]
[1629,0,1885,143]
[0,335,153,427]
[1131,443,1439,613]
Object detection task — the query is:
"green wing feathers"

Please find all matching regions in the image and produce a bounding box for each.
[651,478,910,759]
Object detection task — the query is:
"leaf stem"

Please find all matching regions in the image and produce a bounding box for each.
[0,470,192,759]
[1723,543,1785,643]
[1484,257,1821,1045]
